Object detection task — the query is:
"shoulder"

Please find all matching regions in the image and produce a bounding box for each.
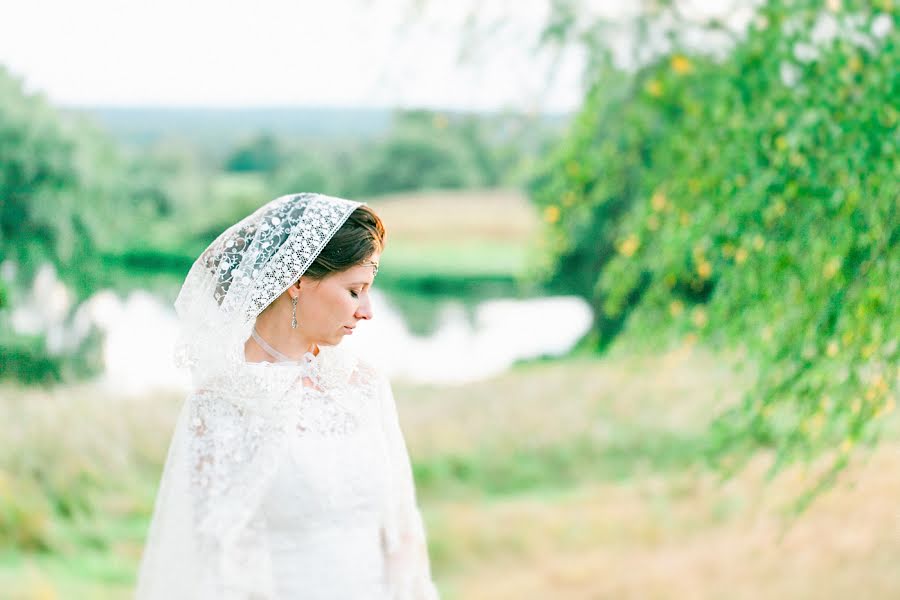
[352,354,390,392]
[319,343,387,390]
[353,351,380,377]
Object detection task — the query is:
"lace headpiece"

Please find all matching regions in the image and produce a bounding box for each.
[173,193,363,375]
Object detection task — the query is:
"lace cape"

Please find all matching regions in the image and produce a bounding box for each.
[135,343,438,599]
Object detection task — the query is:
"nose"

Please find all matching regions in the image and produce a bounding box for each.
[355,294,373,321]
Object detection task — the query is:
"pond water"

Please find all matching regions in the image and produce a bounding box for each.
[83,288,592,393]
[11,264,593,392]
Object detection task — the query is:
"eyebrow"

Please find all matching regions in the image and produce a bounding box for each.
[347,281,372,286]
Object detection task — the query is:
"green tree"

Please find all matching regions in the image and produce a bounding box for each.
[529,0,899,494]
[353,116,479,195]
[224,132,283,173]
[0,67,140,381]
[274,147,339,196]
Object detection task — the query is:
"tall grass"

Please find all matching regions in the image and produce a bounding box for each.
[0,385,180,598]
[2,343,898,599]
[369,189,539,282]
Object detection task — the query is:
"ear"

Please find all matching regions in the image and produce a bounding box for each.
[294,276,313,294]
[289,279,303,298]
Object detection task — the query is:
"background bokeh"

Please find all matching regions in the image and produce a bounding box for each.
[1,1,898,598]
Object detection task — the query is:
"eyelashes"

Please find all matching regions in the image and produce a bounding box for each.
[350,290,359,299]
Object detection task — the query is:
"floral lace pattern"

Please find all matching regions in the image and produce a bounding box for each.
[295,388,361,436]
[178,344,440,599]
[192,193,361,321]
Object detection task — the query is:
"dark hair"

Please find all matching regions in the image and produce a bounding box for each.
[303,205,385,280]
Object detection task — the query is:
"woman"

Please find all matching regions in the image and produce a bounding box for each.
[135,193,439,599]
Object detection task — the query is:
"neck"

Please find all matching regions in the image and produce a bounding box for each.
[251,305,318,362]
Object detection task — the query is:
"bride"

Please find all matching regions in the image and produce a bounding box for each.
[135,193,439,599]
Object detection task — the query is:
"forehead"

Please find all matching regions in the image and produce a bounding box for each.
[335,253,380,282]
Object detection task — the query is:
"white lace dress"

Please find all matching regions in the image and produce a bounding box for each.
[135,344,438,600]
[259,377,391,598]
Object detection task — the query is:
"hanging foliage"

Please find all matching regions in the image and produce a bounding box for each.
[529,0,898,493]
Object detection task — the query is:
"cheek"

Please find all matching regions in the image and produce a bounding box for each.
[301,291,331,323]
[327,288,356,317]
[305,284,358,327]
[342,293,359,315]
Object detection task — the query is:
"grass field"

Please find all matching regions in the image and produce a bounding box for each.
[103,187,541,299]
[3,341,898,599]
[367,189,540,282]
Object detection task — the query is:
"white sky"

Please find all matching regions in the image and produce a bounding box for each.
[0,0,590,111]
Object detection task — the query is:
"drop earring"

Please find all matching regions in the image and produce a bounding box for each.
[291,296,298,329]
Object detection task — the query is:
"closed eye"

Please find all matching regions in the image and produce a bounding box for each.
[350,290,359,299]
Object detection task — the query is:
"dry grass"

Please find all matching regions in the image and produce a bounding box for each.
[388,343,900,600]
[394,342,748,459]
[0,384,180,580]
[435,445,900,599]
[368,189,539,244]
[3,342,899,599]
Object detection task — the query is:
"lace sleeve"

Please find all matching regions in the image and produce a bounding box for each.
[376,376,440,600]
[188,390,278,599]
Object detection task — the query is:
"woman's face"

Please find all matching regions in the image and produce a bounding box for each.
[295,253,380,346]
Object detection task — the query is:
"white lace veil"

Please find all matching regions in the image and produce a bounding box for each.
[173,192,363,385]
[135,193,367,598]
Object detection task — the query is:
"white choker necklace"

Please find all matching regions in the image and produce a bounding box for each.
[251,327,316,363]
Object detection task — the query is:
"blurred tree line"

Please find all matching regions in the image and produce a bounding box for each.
[529,0,897,497]
[0,65,560,383]
[224,109,556,196]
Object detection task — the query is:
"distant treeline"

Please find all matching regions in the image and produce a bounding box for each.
[81,106,395,147]
[81,105,568,194]
[219,109,563,196]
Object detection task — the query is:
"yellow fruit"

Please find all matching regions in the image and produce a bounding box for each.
[823,257,841,279]
[697,261,712,279]
[691,307,708,328]
[671,55,693,74]
[543,205,560,224]
[651,191,667,211]
[617,234,640,257]
[752,235,765,250]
